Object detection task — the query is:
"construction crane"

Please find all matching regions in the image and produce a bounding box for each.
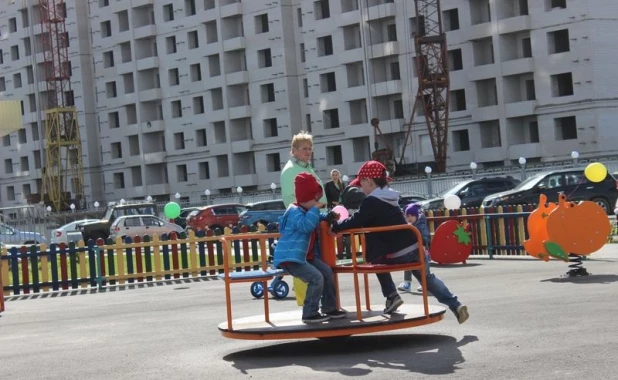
[412,0,450,173]
[372,0,450,174]
[39,0,85,211]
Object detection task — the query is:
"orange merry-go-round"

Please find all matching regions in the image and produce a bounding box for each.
[217,222,446,341]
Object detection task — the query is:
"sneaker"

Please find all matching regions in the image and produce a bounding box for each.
[453,305,469,324]
[302,313,331,324]
[397,281,411,292]
[384,294,404,314]
[324,309,347,319]
[417,286,423,292]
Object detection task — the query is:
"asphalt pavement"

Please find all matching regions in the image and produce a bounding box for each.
[1,247,617,380]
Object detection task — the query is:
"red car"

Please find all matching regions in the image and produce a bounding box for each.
[185,203,246,232]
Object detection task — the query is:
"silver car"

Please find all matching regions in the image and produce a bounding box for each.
[51,219,100,246]
[0,223,48,246]
[109,215,184,241]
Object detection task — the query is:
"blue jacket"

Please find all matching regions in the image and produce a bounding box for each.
[414,213,431,248]
[332,187,419,263]
[273,205,325,268]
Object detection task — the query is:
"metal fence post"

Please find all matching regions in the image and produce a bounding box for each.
[95,245,104,290]
[485,214,494,259]
[425,166,433,197]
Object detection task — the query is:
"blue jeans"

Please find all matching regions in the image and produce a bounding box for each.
[283,258,338,318]
[372,249,461,311]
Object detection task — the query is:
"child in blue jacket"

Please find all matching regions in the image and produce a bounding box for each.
[398,203,431,292]
[273,173,346,323]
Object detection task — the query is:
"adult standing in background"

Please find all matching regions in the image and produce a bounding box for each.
[280,131,327,208]
[324,169,345,209]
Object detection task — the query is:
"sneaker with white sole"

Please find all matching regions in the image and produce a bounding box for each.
[417,286,423,292]
[397,281,411,292]
[324,309,347,319]
[302,313,331,324]
[384,294,404,314]
[453,305,469,324]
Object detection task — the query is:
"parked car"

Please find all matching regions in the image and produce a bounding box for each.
[80,201,157,242]
[0,223,48,245]
[419,177,520,210]
[109,215,184,241]
[51,219,99,246]
[185,203,247,232]
[175,207,200,229]
[398,193,428,210]
[482,169,618,214]
[239,200,286,227]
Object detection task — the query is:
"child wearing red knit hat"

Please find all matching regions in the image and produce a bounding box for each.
[272,173,346,323]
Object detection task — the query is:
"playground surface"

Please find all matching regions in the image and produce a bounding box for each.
[1,247,618,380]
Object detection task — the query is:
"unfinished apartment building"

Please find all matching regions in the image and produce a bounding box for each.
[1,0,617,207]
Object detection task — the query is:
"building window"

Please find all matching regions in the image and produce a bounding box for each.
[443,8,460,31]
[185,0,196,16]
[452,129,470,151]
[258,48,272,68]
[261,83,275,103]
[103,51,114,68]
[320,72,336,93]
[303,78,309,98]
[0,77,5,92]
[9,17,17,32]
[111,142,122,159]
[300,43,306,62]
[106,81,117,98]
[314,0,330,20]
[196,129,207,147]
[193,96,204,114]
[163,4,174,21]
[266,153,281,172]
[393,100,404,119]
[113,172,125,189]
[109,111,120,129]
[450,89,467,111]
[387,24,397,42]
[255,14,269,34]
[547,29,570,54]
[4,159,13,174]
[198,162,210,180]
[18,128,27,144]
[323,109,340,129]
[171,100,182,118]
[188,30,199,49]
[7,186,15,201]
[100,21,111,38]
[264,118,278,137]
[190,63,202,81]
[479,120,501,148]
[522,38,532,58]
[448,49,463,71]
[11,45,20,61]
[326,145,343,165]
[174,132,185,150]
[13,73,22,88]
[317,36,333,56]
[20,156,29,171]
[168,68,179,86]
[551,73,573,97]
[297,8,303,27]
[166,36,177,54]
[177,165,189,182]
[205,21,218,43]
[546,0,566,11]
[390,61,401,80]
[554,116,577,140]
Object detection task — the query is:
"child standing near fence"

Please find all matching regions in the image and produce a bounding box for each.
[273,173,346,323]
[332,161,469,323]
[398,203,431,292]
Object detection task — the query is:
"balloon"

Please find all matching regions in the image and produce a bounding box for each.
[164,202,181,219]
[443,194,461,210]
[584,162,607,183]
[332,205,349,221]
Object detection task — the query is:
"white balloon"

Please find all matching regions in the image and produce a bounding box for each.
[443,194,461,210]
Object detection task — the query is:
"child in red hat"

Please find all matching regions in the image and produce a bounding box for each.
[273,173,346,323]
[332,161,469,324]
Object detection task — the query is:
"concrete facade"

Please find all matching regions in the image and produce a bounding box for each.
[0,0,617,207]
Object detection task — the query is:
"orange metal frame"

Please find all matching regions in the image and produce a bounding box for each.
[219,224,442,340]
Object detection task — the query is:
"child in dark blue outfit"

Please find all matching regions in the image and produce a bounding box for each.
[398,203,431,292]
[332,161,469,323]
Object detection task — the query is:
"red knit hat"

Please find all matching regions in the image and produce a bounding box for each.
[295,172,323,203]
[349,160,393,187]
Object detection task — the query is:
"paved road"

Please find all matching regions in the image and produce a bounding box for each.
[1,247,617,380]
